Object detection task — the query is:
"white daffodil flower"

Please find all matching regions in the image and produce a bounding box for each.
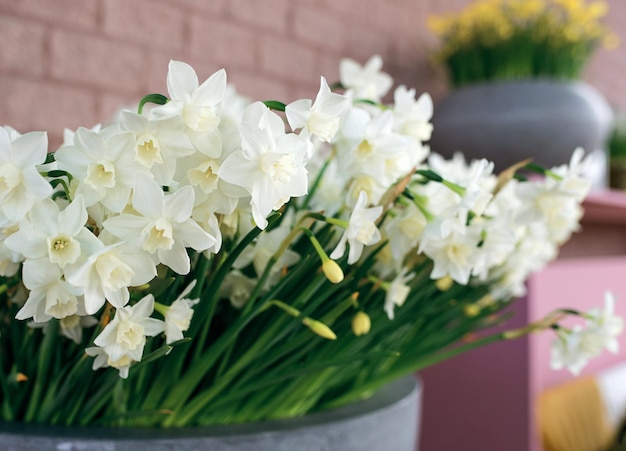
[393,86,434,142]
[549,293,623,376]
[151,61,227,157]
[0,217,22,276]
[469,216,516,281]
[514,180,584,244]
[67,240,156,314]
[550,326,592,376]
[55,128,149,212]
[384,269,414,320]
[16,258,83,322]
[383,202,428,263]
[103,176,217,275]
[218,102,309,229]
[234,212,300,288]
[330,191,382,264]
[421,228,480,285]
[5,196,99,268]
[59,314,98,343]
[160,280,199,344]
[306,159,345,217]
[177,133,245,217]
[586,291,624,354]
[0,127,52,222]
[549,147,592,201]
[340,110,412,188]
[286,77,350,143]
[85,346,130,378]
[28,312,97,344]
[0,254,20,277]
[61,123,102,148]
[219,84,249,133]
[117,110,195,185]
[339,55,393,102]
[219,270,257,309]
[91,294,165,378]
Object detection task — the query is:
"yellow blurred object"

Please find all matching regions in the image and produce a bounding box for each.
[539,376,614,451]
[427,0,615,87]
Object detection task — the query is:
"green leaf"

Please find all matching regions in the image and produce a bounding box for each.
[138,94,169,114]
[130,339,190,373]
[24,320,59,422]
[414,169,444,182]
[262,100,287,112]
[523,162,548,175]
[45,170,70,178]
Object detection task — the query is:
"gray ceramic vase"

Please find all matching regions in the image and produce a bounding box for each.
[430,80,613,172]
[0,375,421,451]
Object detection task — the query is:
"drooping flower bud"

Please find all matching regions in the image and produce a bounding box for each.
[322,259,344,284]
[435,275,453,291]
[352,311,371,336]
[302,317,337,340]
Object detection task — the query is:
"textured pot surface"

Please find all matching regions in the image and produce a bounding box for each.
[0,375,421,451]
[430,80,613,171]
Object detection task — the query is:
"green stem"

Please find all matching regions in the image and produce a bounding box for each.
[328,331,505,409]
[193,214,280,360]
[24,320,59,421]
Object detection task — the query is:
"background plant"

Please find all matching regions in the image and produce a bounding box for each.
[428,0,617,88]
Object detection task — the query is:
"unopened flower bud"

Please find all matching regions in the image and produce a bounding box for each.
[16,372,28,382]
[435,275,453,291]
[464,304,481,317]
[322,259,344,284]
[352,311,371,336]
[302,317,337,340]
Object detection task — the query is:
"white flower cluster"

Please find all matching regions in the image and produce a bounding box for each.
[551,292,624,375]
[0,55,608,378]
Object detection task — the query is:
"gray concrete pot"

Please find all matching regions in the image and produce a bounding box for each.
[0,375,421,451]
[430,80,613,172]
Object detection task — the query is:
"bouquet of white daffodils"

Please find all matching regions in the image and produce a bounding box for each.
[0,55,621,427]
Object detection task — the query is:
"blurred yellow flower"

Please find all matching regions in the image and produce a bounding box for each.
[428,0,615,87]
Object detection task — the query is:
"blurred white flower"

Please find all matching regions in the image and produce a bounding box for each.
[383,202,427,264]
[219,270,257,309]
[550,326,594,376]
[586,291,624,354]
[162,281,199,344]
[421,227,480,285]
[550,147,593,201]
[29,313,97,344]
[384,269,414,320]
[551,292,624,375]
[392,86,433,143]
[340,55,392,102]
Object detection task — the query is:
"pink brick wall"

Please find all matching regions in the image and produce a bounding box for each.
[0,0,624,150]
